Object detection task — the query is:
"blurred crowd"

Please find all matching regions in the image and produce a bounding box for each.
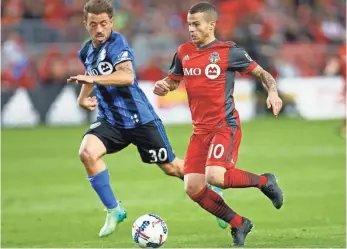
[1,0,346,90]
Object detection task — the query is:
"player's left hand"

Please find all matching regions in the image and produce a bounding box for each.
[67,75,94,84]
[266,92,283,117]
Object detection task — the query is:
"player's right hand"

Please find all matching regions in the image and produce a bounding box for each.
[266,93,283,117]
[78,96,98,111]
[153,80,170,96]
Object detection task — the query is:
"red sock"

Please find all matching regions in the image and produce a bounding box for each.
[190,186,243,228]
[224,168,267,188]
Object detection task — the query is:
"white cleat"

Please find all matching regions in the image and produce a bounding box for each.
[99,203,127,237]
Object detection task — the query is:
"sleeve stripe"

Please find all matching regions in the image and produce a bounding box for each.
[168,73,183,81]
[240,62,258,75]
[113,58,132,67]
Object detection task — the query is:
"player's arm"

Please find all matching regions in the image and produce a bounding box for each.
[89,60,134,86]
[154,52,183,96]
[67,71,94,100]
[248,65,278,94]
[75,72,97,111]
[165,76,181,90]
[153,77,181,96]
[228,45,282,116]
[68,61,134,86]
[248,65,282,116]
[78,80,94,100]
[91,45,135,86]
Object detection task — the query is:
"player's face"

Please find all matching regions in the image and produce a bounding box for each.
[85,13,114,47]
[187,12,214,46]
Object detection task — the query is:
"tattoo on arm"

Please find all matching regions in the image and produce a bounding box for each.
[163,77,180,91]
[116,61,134,77]
[249,65,277,93]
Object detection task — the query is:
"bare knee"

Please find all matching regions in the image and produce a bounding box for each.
[206,173,224,188]
[79,147,100,166]
[184,173,206,199]
[184,182,203,197]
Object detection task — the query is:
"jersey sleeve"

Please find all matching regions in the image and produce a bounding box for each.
[168,52,184,81]
[77,49,84,65]
[77,42,90,69]
[108,34,133,66]
[228,45,258,75]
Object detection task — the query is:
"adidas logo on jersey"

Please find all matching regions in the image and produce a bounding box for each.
[183,55,190,60]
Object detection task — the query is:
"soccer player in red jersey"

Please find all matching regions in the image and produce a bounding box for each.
[325,43,346,137]
[153,2,284,246]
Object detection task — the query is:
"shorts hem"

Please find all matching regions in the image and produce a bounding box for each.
[206,160,235,168]
[83,130,112,154]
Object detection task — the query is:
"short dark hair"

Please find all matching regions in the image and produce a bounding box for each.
[83,0,113,20]
[188,2,218,20]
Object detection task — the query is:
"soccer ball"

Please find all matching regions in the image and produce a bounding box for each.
[132,214,168,248]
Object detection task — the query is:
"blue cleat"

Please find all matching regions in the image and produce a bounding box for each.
[208,184,228,229]
[99,201,127,237]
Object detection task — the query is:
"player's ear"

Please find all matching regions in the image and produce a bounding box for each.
[209,21,216,31]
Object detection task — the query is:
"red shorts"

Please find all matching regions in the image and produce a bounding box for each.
[184,126,242,174]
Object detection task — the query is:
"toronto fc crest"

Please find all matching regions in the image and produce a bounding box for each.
[209,52,220,64]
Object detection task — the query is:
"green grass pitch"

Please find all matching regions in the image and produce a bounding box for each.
[1,118,346,248]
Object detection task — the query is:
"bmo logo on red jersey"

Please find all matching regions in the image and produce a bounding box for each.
[205,64,221,79]
[183,65,221,79]
[183,67,202,76]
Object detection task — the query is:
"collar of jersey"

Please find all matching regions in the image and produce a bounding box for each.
[197,39,219,50]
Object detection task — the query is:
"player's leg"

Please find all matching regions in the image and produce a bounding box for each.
[204,126,283,209]
[202,126,284,246]
[152,121,227,229]
[80,121,129,237]
[131,120,227,228]
[131,119,224,192]
[159,157,184,179]
[186,173,252,246]
[184,135,250,244]
[79,134,107,175]
[131,120,185,179]
[160,155,229,230]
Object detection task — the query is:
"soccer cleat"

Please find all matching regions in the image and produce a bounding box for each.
[231,217,254,246]
[99,202,127,237]
[260,173,284,209]
[208,184,228,229]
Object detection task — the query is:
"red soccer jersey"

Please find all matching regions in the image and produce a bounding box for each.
[168,40,257,134]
